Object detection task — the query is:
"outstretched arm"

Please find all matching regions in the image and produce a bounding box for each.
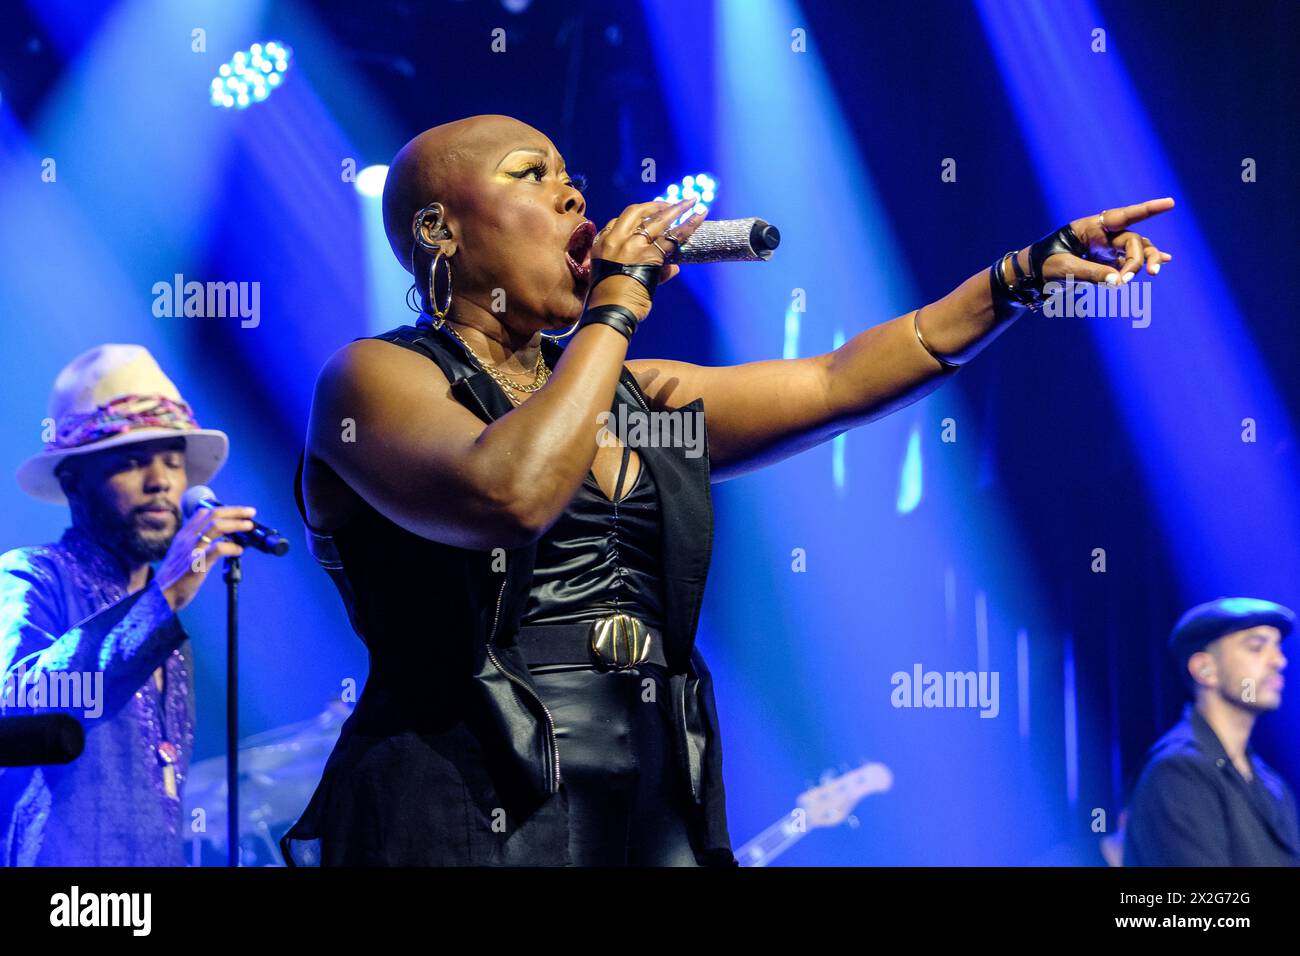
[629,198,1174,482]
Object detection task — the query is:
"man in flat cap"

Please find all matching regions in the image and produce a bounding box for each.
[0,345,255,866]
[1124,597,1299,866]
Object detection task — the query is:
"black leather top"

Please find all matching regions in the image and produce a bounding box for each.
[283,322,734,866]
[519,442,667,631]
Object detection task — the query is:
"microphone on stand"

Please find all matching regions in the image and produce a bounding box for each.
[181,486,290,557]
[179,485,278,866]
[663,217,781,264]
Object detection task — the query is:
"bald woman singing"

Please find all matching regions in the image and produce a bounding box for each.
[281,114,1174,867]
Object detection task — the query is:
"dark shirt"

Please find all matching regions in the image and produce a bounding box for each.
[0,527,193,866]
[1124,703,1300,866]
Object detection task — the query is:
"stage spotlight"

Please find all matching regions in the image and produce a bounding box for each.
[502,0,534,12]
[654,172,715,224]
[355,164,389,198]
[210,41,292,109]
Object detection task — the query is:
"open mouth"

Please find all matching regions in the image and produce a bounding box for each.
[565,220,595,283]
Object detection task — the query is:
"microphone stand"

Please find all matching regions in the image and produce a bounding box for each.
[222,555,241,867]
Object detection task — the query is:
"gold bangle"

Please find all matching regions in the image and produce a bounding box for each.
[913,307,961,370]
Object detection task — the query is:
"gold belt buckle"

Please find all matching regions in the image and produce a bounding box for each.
[590,613,654,671]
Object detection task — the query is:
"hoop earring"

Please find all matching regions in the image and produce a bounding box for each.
[427,249,453,323]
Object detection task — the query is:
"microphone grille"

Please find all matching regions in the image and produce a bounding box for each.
[181,485,216,519]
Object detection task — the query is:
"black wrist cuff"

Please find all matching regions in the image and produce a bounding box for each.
[589,258,661,302]
[1027,224,1087,287]
[992,223,1085,315]
[578,304,641,340]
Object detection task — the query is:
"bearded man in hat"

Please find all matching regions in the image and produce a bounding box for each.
[0,344,256,866]
[1124,597,1299,866]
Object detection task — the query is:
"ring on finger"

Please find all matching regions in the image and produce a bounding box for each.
[663,230,686,245]
[1099,211,1123,241]
[198,533,214,546]
[634,226,670,257]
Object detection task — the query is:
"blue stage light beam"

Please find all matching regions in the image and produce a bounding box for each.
[23,0,266,317]
[262,0,410,343]
[644,0,1065,864]
[0,99,144,551]
[975,0,1300,601]
[198,0,410,738]
[353,164,413,334]
[348,163,420,335]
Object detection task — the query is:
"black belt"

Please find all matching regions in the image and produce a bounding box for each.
[516,614,668,671]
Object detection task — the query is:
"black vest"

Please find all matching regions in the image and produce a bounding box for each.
[285,322,734,866]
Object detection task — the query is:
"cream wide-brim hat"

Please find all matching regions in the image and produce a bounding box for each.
[16,344,230,505]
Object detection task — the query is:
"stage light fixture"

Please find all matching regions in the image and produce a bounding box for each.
[210,41,292,109]
[655,172,715,224]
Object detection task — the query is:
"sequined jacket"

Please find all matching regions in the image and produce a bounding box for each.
[0,526,194,866]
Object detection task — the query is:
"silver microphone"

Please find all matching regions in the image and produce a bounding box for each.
[663,218,781,264]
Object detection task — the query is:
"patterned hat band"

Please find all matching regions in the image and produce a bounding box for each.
[52,394,201,450]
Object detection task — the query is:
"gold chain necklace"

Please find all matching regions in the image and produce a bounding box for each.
[441,322,550,405]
